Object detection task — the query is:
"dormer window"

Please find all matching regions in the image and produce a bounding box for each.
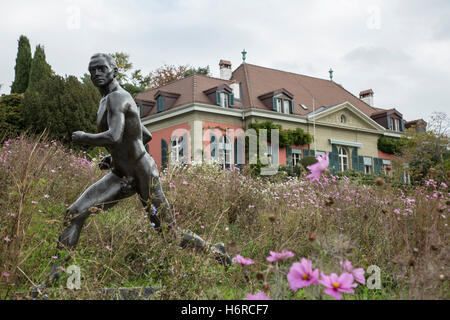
[154,91,180,113]
[204,84,234,108]
[258,88,295,115]
[219,92,230,108]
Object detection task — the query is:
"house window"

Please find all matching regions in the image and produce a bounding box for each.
[382,159,392,176]
[363,157,372,174]
[394,118,400,132]
[170,136,183,163]
[292,153,301,166]
[338,146,349,172]
[220,92,229,108]
[340,115,346,124]
[219,135,232,169]
[276,98,282,112]
[283,100,290,114]
[274,97,291,114]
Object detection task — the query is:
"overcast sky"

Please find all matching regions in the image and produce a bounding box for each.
[1,0,449,122]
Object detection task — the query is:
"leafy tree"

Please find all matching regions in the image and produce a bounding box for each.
[0,94,24,142]
[110,52,133,84]
[11,35,32,94]
[149,64,210,88]
[399,112,449,184]
[377,136,404,154]
[109,52,151,97]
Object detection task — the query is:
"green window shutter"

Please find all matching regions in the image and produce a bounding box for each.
[272,97,277,111]
[310,150,315,157]
[374,158,382,174]
[161,139,168,169]
[157,96,165,113]
[286,147,292,166]
[401,119,405,131]
[387,116,391,130]
[229,93,234,108]
[290,99,295,114]
[352,148,358,171]
[330,145,339,173]
[358,156,365,172]
[216,91,221,106]
[234,138,237,164]
[303,149,309,157]
[181,133,188,163]
[210,133,216,158]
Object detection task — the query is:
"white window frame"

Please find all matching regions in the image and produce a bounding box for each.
[276,98,282,113]
[170,136,183,163]
[219,135,232,169]
[220,92,229,108]
[338,146,349,172]
[283,100,290,114]
[292,153,301,166]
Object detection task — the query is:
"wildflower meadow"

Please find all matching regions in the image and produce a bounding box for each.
[0,135,448,300]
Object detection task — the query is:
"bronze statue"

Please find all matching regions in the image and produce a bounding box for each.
[56,53,230,267]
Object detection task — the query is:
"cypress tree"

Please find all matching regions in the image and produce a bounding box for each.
[11,35,32,94]
[27,45,52,91]
[22,45,53,130]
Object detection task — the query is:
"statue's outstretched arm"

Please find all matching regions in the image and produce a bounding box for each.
[72,93,126,146]
[142,124,152,145]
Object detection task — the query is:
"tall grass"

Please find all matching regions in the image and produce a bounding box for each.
[0,135,448,299]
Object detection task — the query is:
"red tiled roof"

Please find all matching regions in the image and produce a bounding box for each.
[136,62,389,118]
[232,63,380,117]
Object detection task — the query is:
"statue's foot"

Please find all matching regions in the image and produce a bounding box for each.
[210,242,232,267]
[49,263,61,284]
[58,222,82,249]
[179,231,207,249]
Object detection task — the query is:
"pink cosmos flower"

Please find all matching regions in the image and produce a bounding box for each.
[266,250,295,262]
[319,272,357,300]
[287,258,319,290]
[248,205,255,209]
[246,292,272,300]
[3,236,11,243]
[31,201,38,205]
[105,245,112,251]
[306,152,329,183]
[232,254,255,265]
[339,260,365,285]
[2,272,10,278]
[182,180,188,185]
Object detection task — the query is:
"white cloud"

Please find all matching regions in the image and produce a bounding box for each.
[1,0,449,123]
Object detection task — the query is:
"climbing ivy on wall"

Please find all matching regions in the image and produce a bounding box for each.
[377,136,404,155]
[248,121,313,148]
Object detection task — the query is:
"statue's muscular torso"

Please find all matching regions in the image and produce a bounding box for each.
[97,88,146,178]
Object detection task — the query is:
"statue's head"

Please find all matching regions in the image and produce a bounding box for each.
[88,53,118,87]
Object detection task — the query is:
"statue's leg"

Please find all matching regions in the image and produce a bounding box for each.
[135,154,231,265]
[58,172,135,249]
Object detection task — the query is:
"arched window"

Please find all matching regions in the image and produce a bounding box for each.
[170,135,183,163]
[338,146,349,172]
[219,135,232,169]
[340,114,346,124]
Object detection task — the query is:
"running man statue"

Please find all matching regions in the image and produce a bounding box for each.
[57,53,230,265]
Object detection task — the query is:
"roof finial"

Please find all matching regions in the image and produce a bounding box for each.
[329,68,334,81]
[241,49,247,63]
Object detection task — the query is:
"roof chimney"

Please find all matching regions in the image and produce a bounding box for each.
[359,89,374,107]
[219,59,232,80]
